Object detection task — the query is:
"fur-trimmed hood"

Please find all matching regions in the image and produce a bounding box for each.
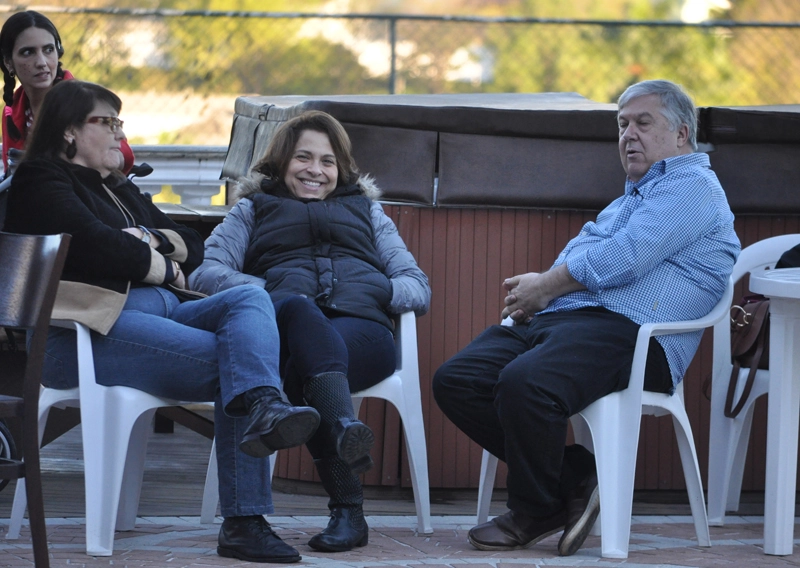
[234,171,382,202]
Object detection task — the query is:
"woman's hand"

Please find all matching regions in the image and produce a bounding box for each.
[171,260,187,289]
[121,226,162,249]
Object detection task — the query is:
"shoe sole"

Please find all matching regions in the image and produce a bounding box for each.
[338,422,375,470]
[468,525,564,551]
[239,411,320,458]
[558,485,600,556]
[307,533,369,552]
[217,545,300,563]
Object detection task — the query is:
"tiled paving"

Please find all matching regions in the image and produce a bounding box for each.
[1,514,799,567]
[1,419,798,566]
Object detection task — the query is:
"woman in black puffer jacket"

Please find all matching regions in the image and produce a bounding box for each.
[191,111,430,553]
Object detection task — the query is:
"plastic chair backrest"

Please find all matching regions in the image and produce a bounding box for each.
[731,234,800,283]
[713,234,800,371]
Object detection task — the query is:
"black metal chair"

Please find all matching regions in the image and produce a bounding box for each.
[0,231,70,567]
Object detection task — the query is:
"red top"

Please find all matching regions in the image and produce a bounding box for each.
[2,69,135,174]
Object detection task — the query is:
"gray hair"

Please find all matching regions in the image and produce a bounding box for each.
[618,80,698,152]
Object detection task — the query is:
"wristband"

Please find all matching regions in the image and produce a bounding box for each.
[138,225,152,244]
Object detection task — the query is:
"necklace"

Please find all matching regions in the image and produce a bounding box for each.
[24,106,33,132]
[103,184,136,229]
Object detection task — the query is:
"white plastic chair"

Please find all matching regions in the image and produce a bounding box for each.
[201,310,433,534]
[7,319,201,557]
[476,283,734,559]
[707,234,800,526]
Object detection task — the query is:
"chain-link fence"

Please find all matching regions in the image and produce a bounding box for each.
[5,8,799,146]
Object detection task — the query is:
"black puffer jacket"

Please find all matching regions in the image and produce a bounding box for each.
[244,182,393,329]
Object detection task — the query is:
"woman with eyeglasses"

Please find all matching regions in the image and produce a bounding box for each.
[0,10,134,175]
[5,79,318,564]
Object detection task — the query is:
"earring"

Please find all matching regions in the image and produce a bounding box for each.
[7,70,13,78]
[65,139,77,160]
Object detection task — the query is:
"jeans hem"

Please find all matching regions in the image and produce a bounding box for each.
[220,505,275,517]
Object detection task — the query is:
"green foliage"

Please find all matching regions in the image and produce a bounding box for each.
[6,4,795,107]
[160,16,385,95]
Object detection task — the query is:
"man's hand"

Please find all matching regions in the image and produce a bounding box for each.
[502,272,548,322]
[501,264,586,322]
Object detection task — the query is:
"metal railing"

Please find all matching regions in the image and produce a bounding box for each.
[130,145,227,206]
[3,8,799,205]
[1,8,798,149]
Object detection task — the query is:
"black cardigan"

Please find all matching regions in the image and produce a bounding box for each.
[5,158,203,332]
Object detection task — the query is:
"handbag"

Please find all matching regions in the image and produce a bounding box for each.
[725,294,770,418]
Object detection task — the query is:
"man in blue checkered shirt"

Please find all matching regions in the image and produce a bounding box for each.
[433,80,740,557]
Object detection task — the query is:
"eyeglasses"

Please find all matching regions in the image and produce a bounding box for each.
[86,116,124,133]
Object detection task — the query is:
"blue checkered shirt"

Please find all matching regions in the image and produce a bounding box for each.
[541,153,740,386]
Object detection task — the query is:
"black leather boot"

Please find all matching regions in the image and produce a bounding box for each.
[239,386,320,458]
[308,457,369,552]
[304,372,374,473]
[217,515,301,563]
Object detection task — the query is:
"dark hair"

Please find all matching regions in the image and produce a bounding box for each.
[0,11,66,107]
[253,110,359,187]
[23,80,121,163]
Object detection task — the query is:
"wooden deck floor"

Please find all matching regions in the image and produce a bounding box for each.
[0,416,770,519]
[0,418,493,518]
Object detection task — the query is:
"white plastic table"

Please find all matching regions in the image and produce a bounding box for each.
[750,267,800,555]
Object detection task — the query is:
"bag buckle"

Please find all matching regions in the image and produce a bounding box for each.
[730,305,750,327]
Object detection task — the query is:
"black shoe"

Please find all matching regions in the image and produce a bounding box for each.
[332,418,375,473]
[302,372,374,472]
[217,515,301,563]
[239,396,320,458]
[308,506,369,552]
[468,509,566,551]
[557,472,599,556]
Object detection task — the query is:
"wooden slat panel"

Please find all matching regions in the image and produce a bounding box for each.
[430,209,458,487]
[271,208,800,493]
[372,399,398,487]
[413,207,437,489]
[737,216,772,492]
[391,205,426,487]
[659,400,677,490]
[465,210,489,485]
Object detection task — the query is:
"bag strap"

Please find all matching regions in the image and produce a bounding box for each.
[725,302,769,418]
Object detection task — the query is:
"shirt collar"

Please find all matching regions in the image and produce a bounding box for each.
[625,152,709,196]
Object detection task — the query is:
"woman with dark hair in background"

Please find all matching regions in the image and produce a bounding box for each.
[5,79,320,564]
[0,10,134,175]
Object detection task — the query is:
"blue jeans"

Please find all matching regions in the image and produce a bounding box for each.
[43,285,281,517]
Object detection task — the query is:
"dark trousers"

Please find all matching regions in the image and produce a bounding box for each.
[432,307,672,518]
[274,295,396,458]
